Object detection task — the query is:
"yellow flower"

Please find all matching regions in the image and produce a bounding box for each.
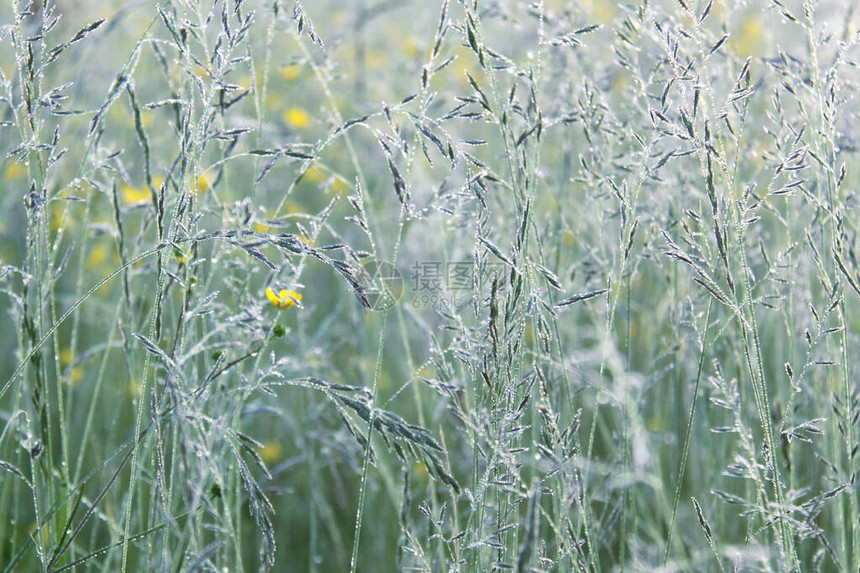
[283,106,312,130]
[733,14,765,58]
[174,247,191,266]
[561,230,575,247]
[121,184,150,205]
[581,0,615,22]
[414,365,435,378]
[87,241,119,271]
[403,36,421,59]
[130,109,154,129]
[60,348,74,366]
[284,201,304,215]
[236,74,254,91]
[4,161,26,181]
[88,243,109,268]
[266,287,302,309]
[196,172,213,193]
[50,202,70,233]
[413,461,429,483]
[260,442,282,462]
[303,165,327,185]
[328,175,350,196]
[65,366,83,386]
[366,49,387,70]
[127,379,143,398]
[280,64,302,81]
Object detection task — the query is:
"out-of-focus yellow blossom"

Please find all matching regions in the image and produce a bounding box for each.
[284,201,304,215]
[127,379,143,398]
[299,235,315,247]
[403,36,421,59]
[266,287,302,310]
[254,209,276,233]
[328,175,350,196]
[366,49,388,70]
[137,109,154,129]
[561,230,575,247]
[48,182,90,233]
[59,348,83,385]
[415,365,435,378]
[88,243,111,269]
[413,461,429,483]
[236,74,255,91]
[435,47,485,88]
[108,103,126,123]
[580,0,615,22]
[121,184,151,205]
[50,202,70,233]
[303,166,350,195]
[280,64,302,81]
[732,14,765,58]
[303,165,327,185]
[4,161,26,181]
[260,442,282,462]
[65,366,84,386]
[283,106,312,130]
[174,247,191,266]
[197,172,213,193]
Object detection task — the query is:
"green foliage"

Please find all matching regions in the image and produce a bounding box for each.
[0,0,859,571]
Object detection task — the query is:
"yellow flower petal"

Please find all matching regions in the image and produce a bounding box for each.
[283,107,312,130]
[733,14,765,58]
[4,161,26,181]
[60,348,74,366]
[280,289,302,308]
[121,184,151,205]
[88,243,109,268]
[266,287,302,309]
[280,64,302,81]
[261,442,282,462]
[266,287,281,307]
[197,173,213,193]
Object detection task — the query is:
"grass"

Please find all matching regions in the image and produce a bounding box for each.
[0,0,859,571]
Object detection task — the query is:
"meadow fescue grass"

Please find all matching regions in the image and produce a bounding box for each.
[1,0,859,571]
